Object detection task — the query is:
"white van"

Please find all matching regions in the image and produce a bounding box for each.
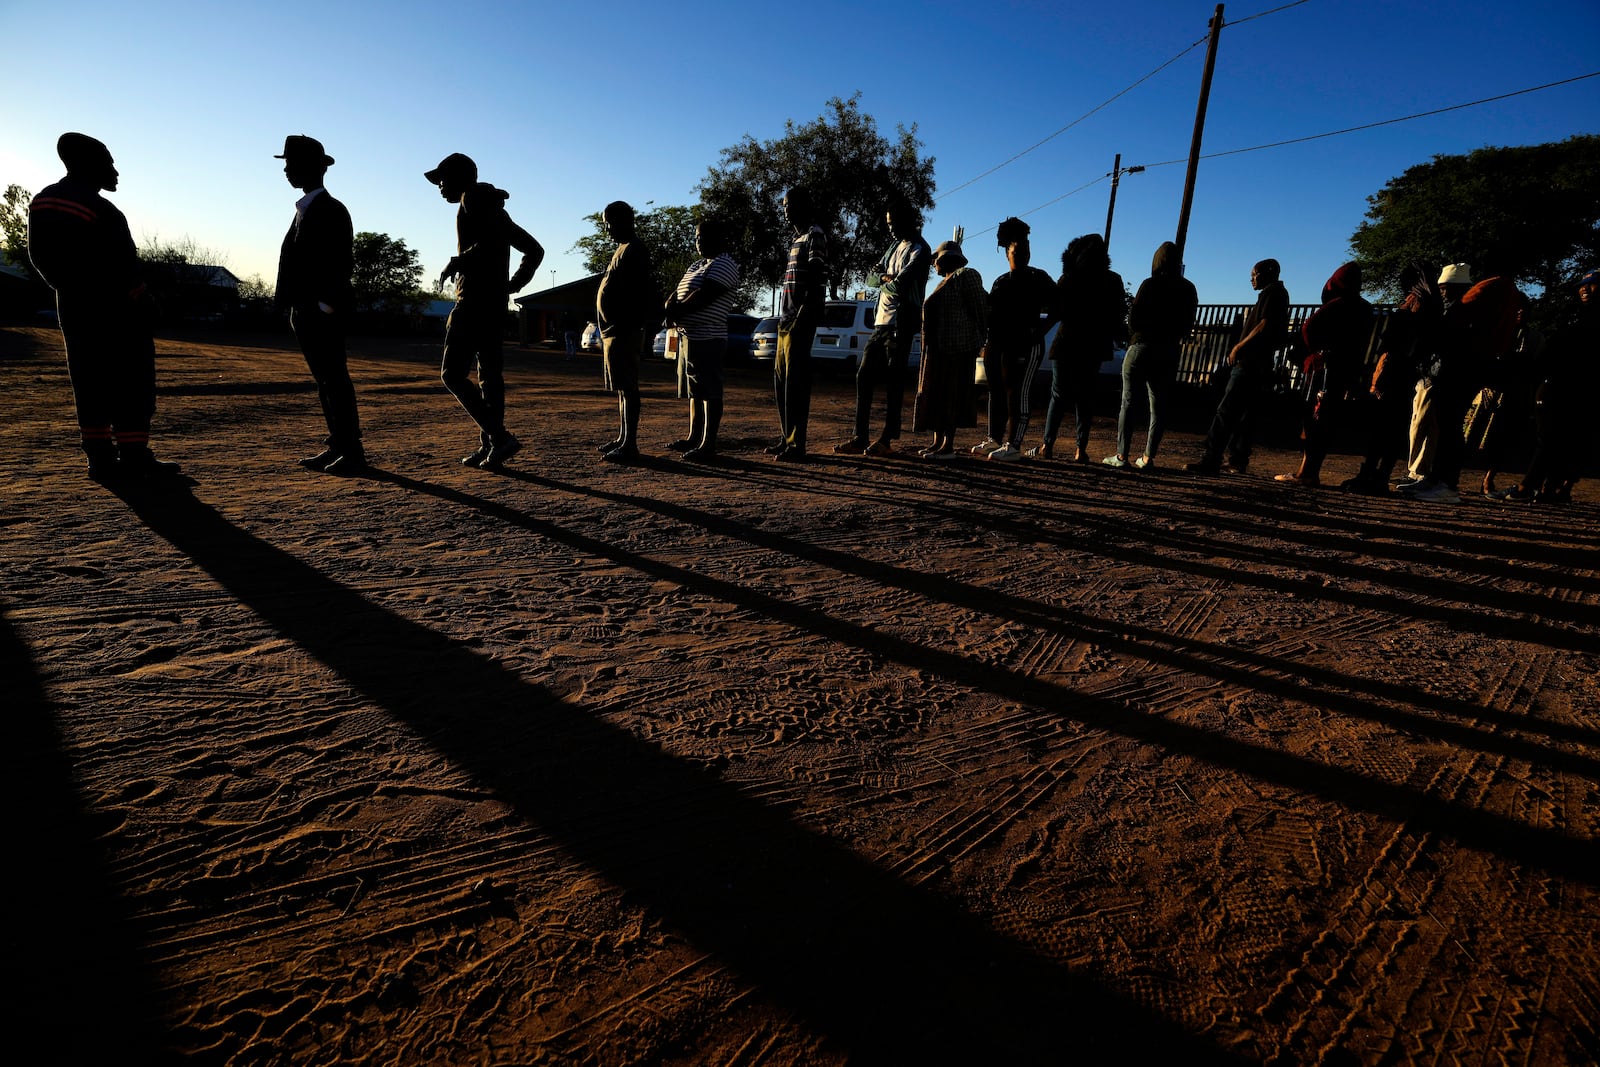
[810,299,921,366]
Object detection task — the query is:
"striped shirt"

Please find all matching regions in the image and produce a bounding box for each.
[675,253,741,340]
[779,225,827,327]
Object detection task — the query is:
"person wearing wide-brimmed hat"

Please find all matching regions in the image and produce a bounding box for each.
[27,132,180,482]
[913,240,986,458]
[425,152,544,469]
[274,135,363,474]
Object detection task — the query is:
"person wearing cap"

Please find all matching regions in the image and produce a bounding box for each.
[27,133,179,482]
[1498,268,1599,503]
[1185,258,1289,475]
[913,240,986,458]
[833,197,931,457]
[1395,262,1475,501]
[594,200,657,463]
[770,186,827,461]
[425,152,544,469]
[274,135,362,474]
[1105,241,1198,469]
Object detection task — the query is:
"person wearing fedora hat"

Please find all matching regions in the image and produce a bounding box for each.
[426,152,544,469]
[274,135,363,474]
[28,132,180,481]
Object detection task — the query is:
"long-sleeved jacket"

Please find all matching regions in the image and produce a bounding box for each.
[1301,262,1374,384]
[275,189,353,315]
[27,175,145,300]
[1126,241,1198,348]
[453,182,543,304]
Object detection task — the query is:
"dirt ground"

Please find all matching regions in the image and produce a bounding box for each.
[3,324,1597,1066]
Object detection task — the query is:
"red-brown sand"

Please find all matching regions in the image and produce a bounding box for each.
[4,324,1597,1065]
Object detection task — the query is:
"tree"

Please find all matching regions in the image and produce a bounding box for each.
[351,231,423,314]
[1350,135,1600,326]
[236,274,274,303]
[2,185,33,276]
[572,203,704,310]
[696,93,936,300]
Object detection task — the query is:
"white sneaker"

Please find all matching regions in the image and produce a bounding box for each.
[989,445,1022,461]
[1134,455,1153,469]
[1394,477,1429,494]
[970,437,1002,455]
[1410,481,1461,503]
[1102,454,1127,468]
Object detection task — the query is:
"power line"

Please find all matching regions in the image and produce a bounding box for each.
[1227,0,1315,28]
[934,37,1207,203]
[1134,71,1600,169]
[966,175,1111,239]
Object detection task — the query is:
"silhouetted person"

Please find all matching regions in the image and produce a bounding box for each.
[1276,262,1373,486]
[1105,241,1198,468]
[1186,258,1289,475]
[834,198,931,457]
[664,218,741,462]
[770,186,827,461]
[977,216,1054,461]
[426,152,543,469]
[1035,234,1126,463]
[1342,263,1438,495]
[273,135,363,475]
[914,241,986,458]
[28,133,179,482]
[594,201,657,463]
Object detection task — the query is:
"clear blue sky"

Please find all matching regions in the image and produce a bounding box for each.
[4,0,1596,310]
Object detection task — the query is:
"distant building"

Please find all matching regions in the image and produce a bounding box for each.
[514,274,602,344]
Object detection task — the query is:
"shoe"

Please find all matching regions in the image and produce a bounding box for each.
[989,445,1022,461]
[602,445,639,463]
[118,449,182,479]
[682,445,717,462]
[923,448,957,461]
[1133,456,1153,470]
[774,447,808,463]
[1394,477,1429,494]
[1410,481,1461,503]
[765,442,789,455]
[1274,473,1319,486]
[299,448,340,470]
[324,452,369,475]
[1222,460,1249,475]
[833,437,868,455]
[1184,460,1220,474]
[462,441,492,466]
[599,438,625,454]
[866,439,895,457]
[1102,454,1127,469]
[970,437,1001,455]
[1073,448,1089,463]
[1493,485,1535,502]
[1024,444,1052,459]
[665,438,694,453]
[479,433,522,468]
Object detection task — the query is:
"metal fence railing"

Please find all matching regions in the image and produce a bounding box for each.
[1178,304,1394,392]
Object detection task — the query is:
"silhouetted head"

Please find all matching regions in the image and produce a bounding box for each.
[425,153,478,203]
[1437,262,1473,301]
[603,201,636,242]
[1151,241,1181,276]
[995,217,1029,250]
[886,197,920,242]
[58,132,117,191]
[1073,232,1109,271]
[1251,259,1281,289]
[696,218,729,258]
[932,241,967,276]
[276,135,333,192]
[782,187,814,231]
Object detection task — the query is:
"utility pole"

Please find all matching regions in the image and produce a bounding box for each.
[1103,154,1145,251]
[1175,3,1225,261]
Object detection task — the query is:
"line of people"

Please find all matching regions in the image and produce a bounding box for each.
[26,132,1594,503]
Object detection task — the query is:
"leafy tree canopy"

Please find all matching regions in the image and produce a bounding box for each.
[351,231,423,314]
[2,185,33,276]
[1350,135,1600,326]
[696,92,936,300]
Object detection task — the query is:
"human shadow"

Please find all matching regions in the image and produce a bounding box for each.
[0,608,167,1066]
[112,480,1238,1065]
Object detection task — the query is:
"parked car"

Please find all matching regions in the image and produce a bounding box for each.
[580,321,602,350]
[810,299,921,367]
[750,316,779,361]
